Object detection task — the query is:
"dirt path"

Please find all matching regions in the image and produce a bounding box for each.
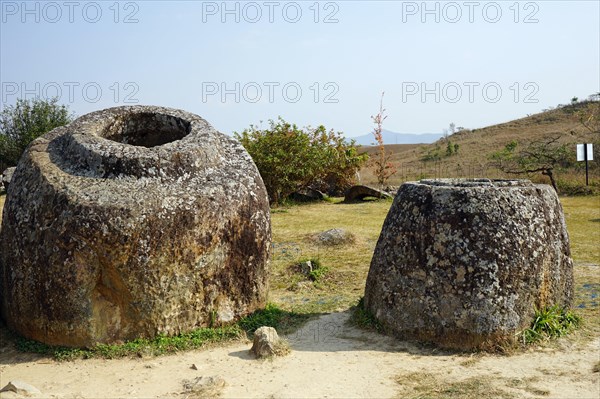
[1,312,598,398]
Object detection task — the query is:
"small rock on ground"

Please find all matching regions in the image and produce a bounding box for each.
[181,376,225,397]
[0,380,41,396]
[250,326,281,358]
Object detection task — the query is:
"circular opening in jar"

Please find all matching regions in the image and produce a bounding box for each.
[102,112,191,148]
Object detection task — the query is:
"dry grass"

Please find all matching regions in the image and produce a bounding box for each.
[395,372,515,399]
[269,198,392,313]
[358,102,599,186]
[272,338,291,357]
[561,196,600,265]
[560,196,600,340]
[395,372,557,399]
[269,196,599,319]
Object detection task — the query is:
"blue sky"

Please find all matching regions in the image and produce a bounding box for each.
[1,0,599,137]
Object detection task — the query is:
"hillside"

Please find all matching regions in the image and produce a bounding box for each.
[349,130,442,145]
[358,101,600,189]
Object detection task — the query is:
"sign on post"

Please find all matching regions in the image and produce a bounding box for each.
[576,143,594,186]
[576,143,594,161]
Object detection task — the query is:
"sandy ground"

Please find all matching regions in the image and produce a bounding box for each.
[0,312,598,399]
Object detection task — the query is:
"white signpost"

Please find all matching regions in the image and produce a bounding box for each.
[576,143,594,185]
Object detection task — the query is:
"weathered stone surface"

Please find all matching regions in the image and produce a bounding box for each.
[314,228,355,246]
[1,167,15,191]
[182,376,226,397]
[344,185,392,202]
[0,380,41,396]
[365,178,573,350]
[0,106,271,347]
[250,326,280,358]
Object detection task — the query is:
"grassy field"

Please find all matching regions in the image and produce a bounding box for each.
[269,198,392,313]
[0,193,598,344]
[269,196,600,320]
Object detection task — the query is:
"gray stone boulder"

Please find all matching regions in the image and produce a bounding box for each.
[1,167,15,191]
[365,179,573,350]
[314,228,355,246]
[250,326,282,358]
[0,106,271,347]
[344,185,392,202]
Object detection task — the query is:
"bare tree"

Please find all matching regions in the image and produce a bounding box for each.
[370,92,396,188]
[490,136,569,192]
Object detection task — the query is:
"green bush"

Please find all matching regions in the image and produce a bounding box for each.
[234,117,367,204]
[0,98,73,171]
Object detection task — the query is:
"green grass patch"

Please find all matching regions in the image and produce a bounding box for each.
[518,305,581,345]
[14,324,243,361]
[297,258,328,282]
[237,303,311,335]
[349,297,383,332]
[10,303,310,361]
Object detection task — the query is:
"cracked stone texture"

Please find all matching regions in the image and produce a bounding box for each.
[364,178,573,350]
[0,106,271,347]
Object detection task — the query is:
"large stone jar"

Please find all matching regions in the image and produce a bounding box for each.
[364,179,573,350]
[0,106,271,347]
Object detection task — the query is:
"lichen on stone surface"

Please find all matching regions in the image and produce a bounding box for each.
[0,106,271,347]
[364,178,574,350]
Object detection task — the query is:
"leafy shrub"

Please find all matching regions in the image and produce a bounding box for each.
[0,98,73,171]
[234,117,367,204]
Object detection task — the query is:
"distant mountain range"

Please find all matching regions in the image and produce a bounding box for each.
[348,130,443,146]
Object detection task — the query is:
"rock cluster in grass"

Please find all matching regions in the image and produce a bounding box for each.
[364,178,574,350]
[314,228,355,246]
[0,106,271,347]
